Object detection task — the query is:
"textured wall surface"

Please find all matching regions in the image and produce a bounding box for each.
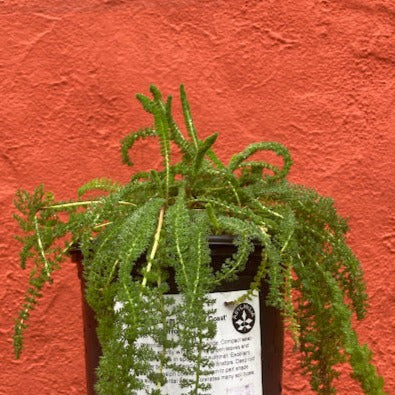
[1,1,394,394]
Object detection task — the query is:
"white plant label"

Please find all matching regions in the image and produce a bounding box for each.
[121,290,262,394]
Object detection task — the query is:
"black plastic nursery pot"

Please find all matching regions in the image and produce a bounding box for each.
[70,235,284,395]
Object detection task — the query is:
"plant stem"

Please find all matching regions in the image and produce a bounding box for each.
[156,274,167,391]
[34,215,50,276]
[42,200,136,210]
[142,206,165,288]
[193,335,204,395]
[105,259,119,289]
[228,181,241,206]
[92,222,112,231]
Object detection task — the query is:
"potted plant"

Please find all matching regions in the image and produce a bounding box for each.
[13,84,385,394]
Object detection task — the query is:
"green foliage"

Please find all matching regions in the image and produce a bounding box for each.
[121,128,157,167]
[78,177,121,197]
[165,196,217,393]
[13,85,386,394]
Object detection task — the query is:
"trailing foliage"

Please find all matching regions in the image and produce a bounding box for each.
[13,85,385,394]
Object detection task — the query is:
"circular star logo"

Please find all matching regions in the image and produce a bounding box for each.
[232,303,256,334]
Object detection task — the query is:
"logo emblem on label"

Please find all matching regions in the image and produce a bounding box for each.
[232,303,256,333]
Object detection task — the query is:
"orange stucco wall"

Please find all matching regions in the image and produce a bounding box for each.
[1,1,394,394]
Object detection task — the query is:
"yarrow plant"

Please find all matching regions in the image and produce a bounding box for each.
[13,84,385,394]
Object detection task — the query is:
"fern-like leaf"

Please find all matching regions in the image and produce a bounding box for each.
[180,84,199,149]
[228,141,292,180]
[121,127,157,167]
[78,178,121,197]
